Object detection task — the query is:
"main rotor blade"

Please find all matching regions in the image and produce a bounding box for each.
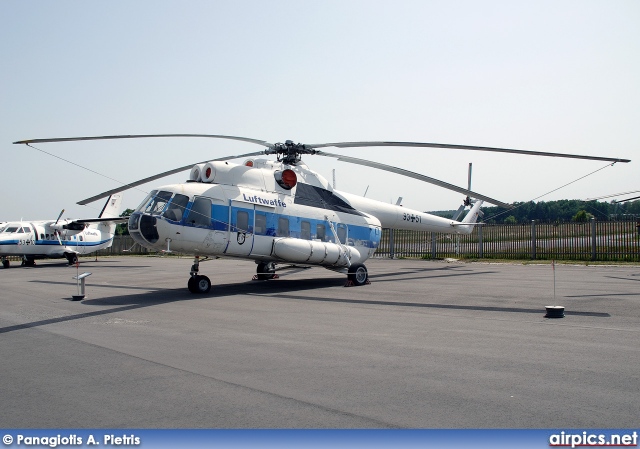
[315,151,510,208]
[308,141,630,163]
[76,151,265,205]
[14,134,274,147]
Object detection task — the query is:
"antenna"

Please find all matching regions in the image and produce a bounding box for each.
[332,169,336,189]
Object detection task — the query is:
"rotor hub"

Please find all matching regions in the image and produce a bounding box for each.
[266,140,316,165]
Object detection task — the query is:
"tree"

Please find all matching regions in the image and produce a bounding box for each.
[504,215,517,224]
[116,209,134,235]
[572,210,593,222]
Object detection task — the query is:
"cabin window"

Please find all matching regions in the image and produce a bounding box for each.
[316,224,326,241]
[79,236,84,242]
[301,221,311,240]
[337,224,347,244]
[278,217,290,237]
[40,234,44,239]
[236,211,249,233]
[186,197,212,227]
[163,194,189,222]
[255,213,267,235]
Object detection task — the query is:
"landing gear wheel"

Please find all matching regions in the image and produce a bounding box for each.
[188,275,211,294]
[2,259,9,269]
[347,263,369,286]
[256,262,276,280]
[22,257,36,267]
[67,254,78,265]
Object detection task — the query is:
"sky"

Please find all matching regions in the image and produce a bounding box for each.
[1,0,639,221]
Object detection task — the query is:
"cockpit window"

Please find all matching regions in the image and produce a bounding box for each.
[135,190,158,213]
[142,190,173,216]
[162,194,189,221]
[23,227,31,233]
[5,227,19,233]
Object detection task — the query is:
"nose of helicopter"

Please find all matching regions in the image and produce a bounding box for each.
[128,213,160,246]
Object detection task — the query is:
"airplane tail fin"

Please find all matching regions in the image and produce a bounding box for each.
[98,194,123,219]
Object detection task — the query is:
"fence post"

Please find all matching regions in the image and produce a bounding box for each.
[531,220,536,260]
[389,229,395,259]
[478,224,483,258]
[591,217,596,261]
[431,232,437,259]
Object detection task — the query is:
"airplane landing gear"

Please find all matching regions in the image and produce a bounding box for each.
[188,256,211,294]
[66,253,78,265]
[347,263,369,286]
[21,256,36,267]
[256,262,277,280]
[2,257,9,269]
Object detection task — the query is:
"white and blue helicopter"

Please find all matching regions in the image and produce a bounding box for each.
[13,135,629,292]
[0,194,125,268]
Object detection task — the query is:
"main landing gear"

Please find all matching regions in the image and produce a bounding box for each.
[2,257,9,269]
[66,253,78,265]
[21,256,36,267]
[255,262,277,280]
[188,256,211,294]
[346,263,369,286]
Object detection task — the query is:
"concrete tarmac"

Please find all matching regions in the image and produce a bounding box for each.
[1,256,638,428]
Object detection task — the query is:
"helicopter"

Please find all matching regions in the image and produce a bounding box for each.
[13,135,630,292]
[0,194,125,268]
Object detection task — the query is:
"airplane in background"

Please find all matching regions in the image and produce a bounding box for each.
[0,194,126,268]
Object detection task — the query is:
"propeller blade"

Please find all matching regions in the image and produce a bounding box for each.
[76,151,265,205]
[468,163,473,191]
[308,141,630,163]
[14,134,273,148]
[315,150,510,208]
[54,209,64,225]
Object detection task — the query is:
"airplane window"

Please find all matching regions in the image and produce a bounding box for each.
[301,221,311,240]
[278,217,290,237]
[145,190,173,215]
[23,227,31,233]
[79,236,84,241]
[186,197,211,227]
[316,224,326,241]
[255,213,267,235]
[236,211,249,232]
[5,227,19,233]
[40,234,44,239]
[163,194,189,221]
[337,225,347,244]
[16,227,24,233]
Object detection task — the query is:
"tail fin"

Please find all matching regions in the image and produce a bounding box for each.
[462,200,483,224]
[451,200,484,235]
[98,194,123,219]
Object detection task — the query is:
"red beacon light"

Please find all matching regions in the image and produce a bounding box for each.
[275,169,297,190]
[244,159,254,167]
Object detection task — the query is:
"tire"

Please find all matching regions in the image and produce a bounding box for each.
[347,263,368,286]
[256,262,276,280]
[2,260,9,269]
[188,275,211,294]
[67,254,78,265]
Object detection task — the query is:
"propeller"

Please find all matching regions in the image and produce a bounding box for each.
[13,134,631,206]
[53,209,64,245]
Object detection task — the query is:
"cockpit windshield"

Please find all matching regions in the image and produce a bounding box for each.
[138,190,174,216]
[162,194,189,221]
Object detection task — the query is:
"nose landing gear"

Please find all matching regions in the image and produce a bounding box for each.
[187,255,211,294]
